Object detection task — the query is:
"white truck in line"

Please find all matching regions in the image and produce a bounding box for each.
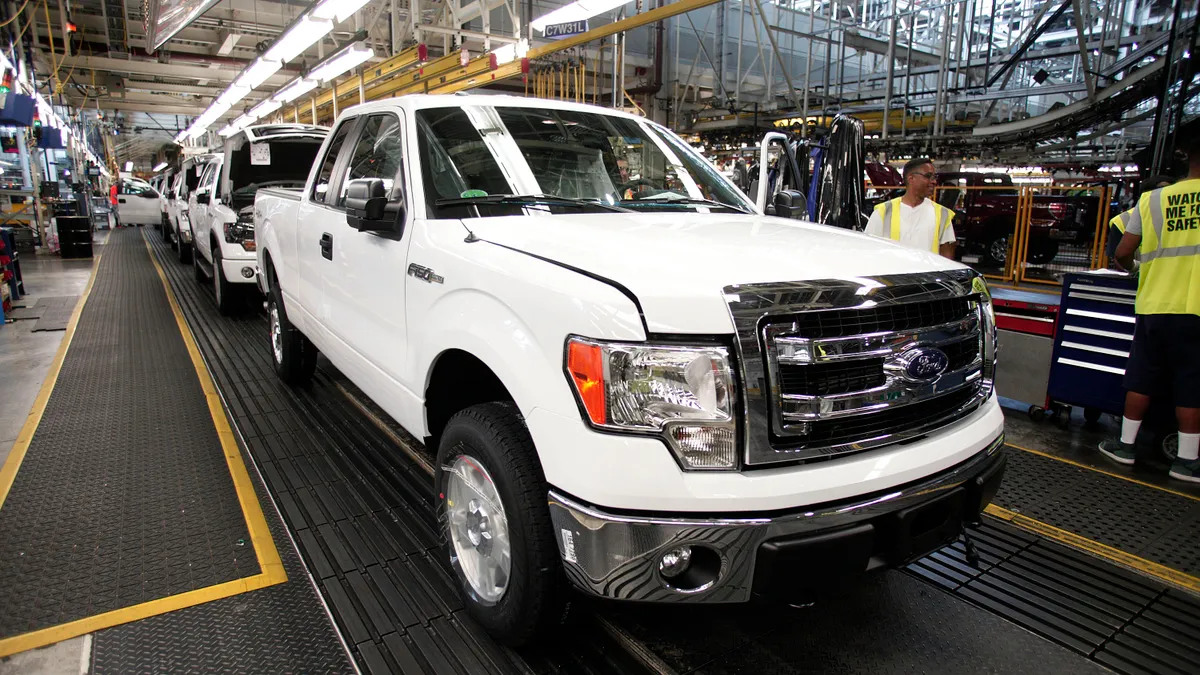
[189,124,327,313]
[254,95,1005,645]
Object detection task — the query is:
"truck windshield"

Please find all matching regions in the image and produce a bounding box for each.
[415,105,753,219]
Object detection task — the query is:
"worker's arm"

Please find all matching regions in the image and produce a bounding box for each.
[939,218,958,259]
[1115,232,1141,272]
[863,209,884,237]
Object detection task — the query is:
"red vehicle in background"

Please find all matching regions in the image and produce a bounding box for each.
[864,165,1102,266]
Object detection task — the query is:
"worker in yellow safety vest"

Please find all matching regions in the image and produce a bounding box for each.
[1098,125,1200,483]
[1106,175,1173,263]
[865,158,957,258]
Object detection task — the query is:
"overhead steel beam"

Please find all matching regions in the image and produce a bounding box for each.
[985,0,1073,88]
[842,30,939,66]
[52,54,294,86]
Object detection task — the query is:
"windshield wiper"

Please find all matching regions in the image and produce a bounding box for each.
[435,194,632,213]
[621,197,752,214]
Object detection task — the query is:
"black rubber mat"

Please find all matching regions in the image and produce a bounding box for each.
[910,519,1200,675]
[144,228,645,674]
[0,228,260,640]
[603,570,1105,674]
[89,230,354,672]
[995,448,1200,575]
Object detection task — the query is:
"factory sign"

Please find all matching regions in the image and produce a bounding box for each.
[543,20,589,39]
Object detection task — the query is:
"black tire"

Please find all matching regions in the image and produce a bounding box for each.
[268,276,317,385]
[1028,241,1060,265]
[1028,405,1046,422]
[192,243,206,282]
[212,244,239,315]
[179,238,192,263]
[1083,407,1102,424]
[168,222,178,250]
[435,402,568,646]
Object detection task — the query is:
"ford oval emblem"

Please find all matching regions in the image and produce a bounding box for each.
[899,347,949,381]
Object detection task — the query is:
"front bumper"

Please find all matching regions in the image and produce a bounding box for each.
[548,433,1005,603]
[221,253,258,285]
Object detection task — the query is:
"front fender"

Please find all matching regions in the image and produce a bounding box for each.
[412,288,574,435]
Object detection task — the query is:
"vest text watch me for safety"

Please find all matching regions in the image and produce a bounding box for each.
[1136,180,1200,315]
[873,197,956,253]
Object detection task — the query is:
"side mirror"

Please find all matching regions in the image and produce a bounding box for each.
[345,178,402,233]
[773,190,807,220]
[196,190,210,205]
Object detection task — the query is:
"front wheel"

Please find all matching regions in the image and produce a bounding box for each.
[436,402,568,646]
[212,245,239,315]
[268,278,317,385]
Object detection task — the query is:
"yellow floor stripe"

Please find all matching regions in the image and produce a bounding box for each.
[0,255,102,510]
[985,504,1200,594]
[1006,442,1200,502]
[0,233,286,657]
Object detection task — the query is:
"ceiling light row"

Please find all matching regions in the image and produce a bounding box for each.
[216,41,374,137]
[178,0,373,144]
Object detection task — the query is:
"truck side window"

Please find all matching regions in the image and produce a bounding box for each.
[312,121,354,204]
[337,114,404,207]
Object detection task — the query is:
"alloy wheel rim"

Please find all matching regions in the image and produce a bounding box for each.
[270,304,283,364]
[445,455,511,605]
[990,237,1008,264]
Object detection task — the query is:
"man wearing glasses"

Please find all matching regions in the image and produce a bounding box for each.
[865,158,957,259]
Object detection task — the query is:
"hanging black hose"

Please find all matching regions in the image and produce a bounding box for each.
[815,115,866,230]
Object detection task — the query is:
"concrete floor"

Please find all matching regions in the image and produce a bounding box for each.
[0,243,98,675]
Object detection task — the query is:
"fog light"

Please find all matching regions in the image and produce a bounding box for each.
[658,546,692,578]
[241,266,255,279]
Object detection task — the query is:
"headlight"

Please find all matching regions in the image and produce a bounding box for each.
[225,214,256,251]
[566,337,738,471]
[972,276,997,394]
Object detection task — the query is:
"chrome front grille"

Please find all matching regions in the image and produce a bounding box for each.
[724,270,995,467]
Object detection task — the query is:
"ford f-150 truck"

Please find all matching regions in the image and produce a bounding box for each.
[191,124,327,313]
[255,95,1005,645]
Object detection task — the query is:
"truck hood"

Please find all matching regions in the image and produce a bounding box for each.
[464,213,966,334]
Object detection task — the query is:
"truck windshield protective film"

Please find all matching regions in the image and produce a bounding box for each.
[414,106,753,218]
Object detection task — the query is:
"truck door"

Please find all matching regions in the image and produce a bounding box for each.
[323,112,413,392]
[297,118,356,327]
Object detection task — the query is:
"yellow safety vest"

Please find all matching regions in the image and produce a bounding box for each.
[873,197,955,253]
[1109,208,1138,234]
[1136,178,1200,315]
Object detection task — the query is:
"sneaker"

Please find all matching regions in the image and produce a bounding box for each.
[1169,457,1200,483]
[1098,438,1137,465]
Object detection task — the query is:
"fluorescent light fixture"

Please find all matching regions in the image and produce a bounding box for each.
[312,0,371,23]
[216,84,251,107]
[491,39,530,65]
[233,113,257,129]
[531,0,626,31]
[308,42,374,82]
[218,124,240,137]
[154,161,168,172]
[273,77,318,103]
[249,98,282,119]
[236,58,282,90]
[124,161,133,171]
[264,16,333,63]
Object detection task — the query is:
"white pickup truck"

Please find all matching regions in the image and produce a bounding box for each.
[255,95,1005,645]
[191,124,327,313]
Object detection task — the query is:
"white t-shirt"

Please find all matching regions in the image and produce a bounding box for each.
[864,198,956,251]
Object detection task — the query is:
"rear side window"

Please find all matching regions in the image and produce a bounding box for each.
[337,114,404,207]
[312,121,354,204]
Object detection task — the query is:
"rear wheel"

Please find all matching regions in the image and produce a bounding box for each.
[268,276,317,385]
[1028,241,1060,265]
[436,403,568,646]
